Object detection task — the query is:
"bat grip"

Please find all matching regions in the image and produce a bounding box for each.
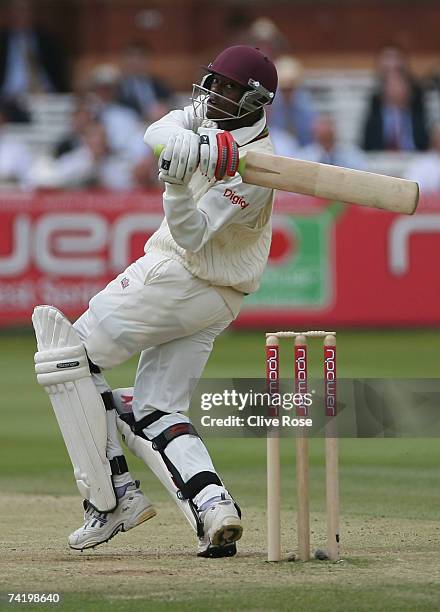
[153,144,165,157]
[152,144,247,176]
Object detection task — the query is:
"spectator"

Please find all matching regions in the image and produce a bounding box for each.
[86,64,143,155]
[269,127,300,158]
[243,18,289,59]
[375,45,426,116]
[301,115,366,170]
[130,137,158,189]
[405,124,440,193]
[0,93,28,122]
[376,45,412,79]
[268,56,315,147]
[362,52,428,151]
[423,60,440,125]
[53,100,94,158]
[31,121,132,189]
[30,121,153,191]
[0,100,32,187]
[0,0,69,110]
[117,43,173,122]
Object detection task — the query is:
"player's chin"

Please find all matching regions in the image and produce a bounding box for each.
[206,104,231,121]
[206,107,222,120]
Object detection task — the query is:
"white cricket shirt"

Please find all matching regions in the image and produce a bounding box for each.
[144,106,274,314]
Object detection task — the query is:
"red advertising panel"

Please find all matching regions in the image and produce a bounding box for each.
[0,190,439,327]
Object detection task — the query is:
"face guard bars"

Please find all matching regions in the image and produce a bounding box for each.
[191,74,275,121]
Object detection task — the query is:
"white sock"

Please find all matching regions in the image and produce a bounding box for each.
[113,473,133,490]
[106,409,125,458]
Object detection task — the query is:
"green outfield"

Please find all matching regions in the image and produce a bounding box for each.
[1,329,439,611]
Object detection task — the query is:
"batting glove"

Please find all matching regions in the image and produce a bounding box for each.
[198,127,239,181]
[159,131,200,185]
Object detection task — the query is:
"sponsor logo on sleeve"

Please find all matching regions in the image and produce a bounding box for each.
[223,188,250,209]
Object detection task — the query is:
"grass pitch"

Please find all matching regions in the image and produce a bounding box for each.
[1,329,439,611]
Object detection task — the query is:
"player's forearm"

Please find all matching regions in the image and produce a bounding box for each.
[144,108,195,149]
[163,184,208,252]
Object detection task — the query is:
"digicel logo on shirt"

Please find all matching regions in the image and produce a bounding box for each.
[223,188,250,209]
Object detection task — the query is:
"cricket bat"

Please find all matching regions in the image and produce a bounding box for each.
[154,146,419,214]
[238,151,418,214]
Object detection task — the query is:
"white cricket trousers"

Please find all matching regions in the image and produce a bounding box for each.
[74,250,234,415]
[74,250,236,509]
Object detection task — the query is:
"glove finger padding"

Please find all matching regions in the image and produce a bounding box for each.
[199,128,219,179]
[175,133,191,181]
[159,133,177,176]
[159,131,200,185]
[186,133,200,181]
[168,132,184,179]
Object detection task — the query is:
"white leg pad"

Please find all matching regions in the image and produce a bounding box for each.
[114,390,197,533]
[32,305,116,512]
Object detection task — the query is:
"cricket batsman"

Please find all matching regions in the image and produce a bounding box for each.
[32,45,278,558]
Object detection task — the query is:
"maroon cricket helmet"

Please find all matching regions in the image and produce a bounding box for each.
[206,45,278,97]
[192,45,277,120]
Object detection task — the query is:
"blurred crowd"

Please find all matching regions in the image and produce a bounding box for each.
[0,0,174,190]
[26,53,172,190]
[2,1,440,193]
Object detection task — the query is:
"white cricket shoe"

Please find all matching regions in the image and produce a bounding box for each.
[68,481,156,550]
[197,495,243,558]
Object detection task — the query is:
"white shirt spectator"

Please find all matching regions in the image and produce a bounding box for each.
[405,124,440,193]
[299,142,366,170]
[55,146,135,190]
[405,152,440,193]
[269,127,300,158]
[299,115,366,170]
[99,103,142,154]
[86,64,143,155]
[29,121,139,190]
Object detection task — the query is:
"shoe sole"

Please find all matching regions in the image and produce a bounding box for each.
[69,506,157,551]
[210,520,243,547]
[197,542,237,558]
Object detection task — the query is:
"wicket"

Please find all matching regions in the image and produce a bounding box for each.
[265,331,340,562]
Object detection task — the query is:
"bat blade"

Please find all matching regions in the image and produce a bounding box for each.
[239,151,419,214]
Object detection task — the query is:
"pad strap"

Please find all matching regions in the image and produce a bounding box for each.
[121,409,223,505]
[151,422,222,500]
[188,500,204,538]
[119,411,136,427]
[133,410,168,435]
[176,471,223,501]
[151,423,199,451]
[109,455,128,475]
[101,390,116,411]
[88,358,101,374]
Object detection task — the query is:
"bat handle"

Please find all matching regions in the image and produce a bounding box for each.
[153,144,165,158]
[152,144,247,177]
